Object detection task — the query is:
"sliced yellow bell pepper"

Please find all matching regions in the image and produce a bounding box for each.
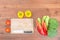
[17,11,24,18]
[25,10,32,18]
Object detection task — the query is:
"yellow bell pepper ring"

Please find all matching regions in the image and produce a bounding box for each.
[17,11,24,18]
[25,10,32,18]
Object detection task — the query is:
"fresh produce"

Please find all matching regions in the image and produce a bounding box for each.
[42,16,46,21]
[36,17,48,36]
[37,18,41,24]
[6,20,11,26]
[42,21,47,35]
[48,18,58,29]
[17,11,24,18]
[25,10,32,18]
[48,29,57,37]
[42,16,49,35]
[5,27,11,33]
[48,18,58,37]
[45,16,50,27]
[36,16,58,37]
[36,20,44,35]
[42,16,50,27]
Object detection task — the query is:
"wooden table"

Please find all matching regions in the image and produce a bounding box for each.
[0,0,60,40]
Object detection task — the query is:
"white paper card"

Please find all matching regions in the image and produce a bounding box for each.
[11,18,34,34]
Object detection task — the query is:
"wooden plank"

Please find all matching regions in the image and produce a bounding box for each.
[0,4,60,8]
[0,0,60,40]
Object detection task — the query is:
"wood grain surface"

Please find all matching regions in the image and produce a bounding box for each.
[0,0,60,40]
